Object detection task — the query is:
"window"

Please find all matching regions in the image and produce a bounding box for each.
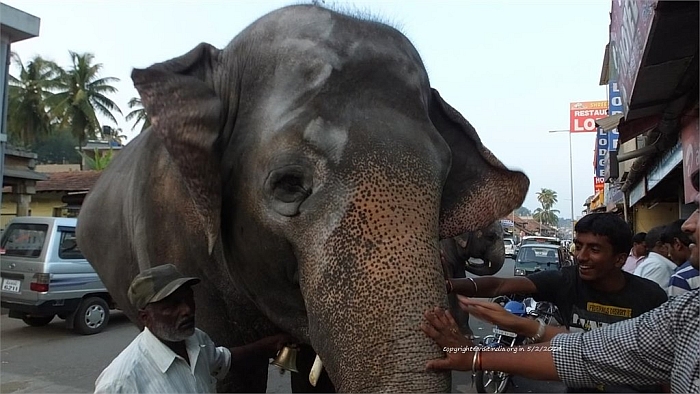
[0,223,48,258]
[58,230,84,259]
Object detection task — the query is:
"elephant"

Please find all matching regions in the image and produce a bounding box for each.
[441,221,506,337]
[76,4,528,393]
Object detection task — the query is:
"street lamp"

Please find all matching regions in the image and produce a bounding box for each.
[549,129,575,240]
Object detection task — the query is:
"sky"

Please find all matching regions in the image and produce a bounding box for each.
[5,0,613,220]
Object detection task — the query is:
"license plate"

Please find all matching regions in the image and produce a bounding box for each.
[2,279,21,293]
[493,327,517,337]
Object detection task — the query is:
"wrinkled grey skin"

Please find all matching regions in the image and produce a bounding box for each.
[77,5,528,393]
[441,221,505,336]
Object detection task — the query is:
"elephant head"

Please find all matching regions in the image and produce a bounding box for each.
[78,5,528,392]
[441,221,506,278]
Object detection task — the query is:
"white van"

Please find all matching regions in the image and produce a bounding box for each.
[0,217,114,334]
[503,238,516,258]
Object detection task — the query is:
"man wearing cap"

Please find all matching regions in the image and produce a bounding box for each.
[94,264,294,393]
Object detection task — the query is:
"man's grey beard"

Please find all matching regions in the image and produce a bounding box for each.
[149,318,195,342]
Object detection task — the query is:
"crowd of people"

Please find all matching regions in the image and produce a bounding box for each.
[621,219,700,297]
[423,186,700,393]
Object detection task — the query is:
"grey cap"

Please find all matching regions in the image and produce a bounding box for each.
[127,264,200,310]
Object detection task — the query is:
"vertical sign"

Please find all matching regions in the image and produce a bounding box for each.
[607,82,623,151]
[591,98,610,194]
[570,101,608,132]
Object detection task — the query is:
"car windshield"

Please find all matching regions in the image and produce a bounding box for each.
[0,223,48,258]
[517,247,559,264]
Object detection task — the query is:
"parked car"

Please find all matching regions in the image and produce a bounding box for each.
[513,244,569,276]
[0,217,115,335]
[503,238,516,258]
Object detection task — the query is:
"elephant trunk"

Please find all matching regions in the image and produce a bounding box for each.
[298,173,450,392]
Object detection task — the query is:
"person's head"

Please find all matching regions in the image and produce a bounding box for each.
[645,225,668,256]
[660,219,692,266]
[573,212,632,281]
[631,232,648,257]
[681,170,699,269]
[128,264,201,342]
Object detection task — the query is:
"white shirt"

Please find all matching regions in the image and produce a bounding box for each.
[633,252,676,290]
[95,327,231,393]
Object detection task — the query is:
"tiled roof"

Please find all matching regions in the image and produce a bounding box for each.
[34,171,103,192]
[3,171,101,193]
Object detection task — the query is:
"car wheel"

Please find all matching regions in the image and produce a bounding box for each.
[21,315,55,327]
[74,297,110,335]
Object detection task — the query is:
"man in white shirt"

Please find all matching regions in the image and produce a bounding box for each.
[634,225,677,289]
[95,264,293,393]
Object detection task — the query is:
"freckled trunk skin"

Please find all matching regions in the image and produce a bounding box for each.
[297,165,451,392]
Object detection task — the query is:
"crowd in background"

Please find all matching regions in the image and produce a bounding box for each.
[621,219,699,296]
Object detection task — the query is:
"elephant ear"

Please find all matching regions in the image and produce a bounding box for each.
[131,43,225,254]
[429,88,529,239]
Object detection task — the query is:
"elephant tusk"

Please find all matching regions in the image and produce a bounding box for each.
[309,354,323,387]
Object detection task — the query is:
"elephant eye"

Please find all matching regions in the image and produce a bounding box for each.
[273,174,310,203]
[266,166,313,217]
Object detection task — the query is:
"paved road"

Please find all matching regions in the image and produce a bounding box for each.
[1,258,565,393]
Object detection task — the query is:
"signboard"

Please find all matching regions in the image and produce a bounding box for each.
[607,82,623,152]
[500,219,514,228]
[609,0,658,115]
[681,118,699,203]
[570,101,608,132]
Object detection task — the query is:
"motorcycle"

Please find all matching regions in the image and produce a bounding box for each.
[474,296,562,393]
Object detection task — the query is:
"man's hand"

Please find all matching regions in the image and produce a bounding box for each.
[259,333,297,358]
[420,306,472,371]
[458,296,523,329]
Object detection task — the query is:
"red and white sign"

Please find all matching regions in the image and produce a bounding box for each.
[570,101,608,133]
[681,117,699,203]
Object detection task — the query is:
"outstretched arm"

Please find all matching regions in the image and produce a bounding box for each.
[459,297,568,342]
[447,276,538,297]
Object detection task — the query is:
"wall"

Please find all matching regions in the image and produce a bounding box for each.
[633,202,679,233]
[1,192,65,228]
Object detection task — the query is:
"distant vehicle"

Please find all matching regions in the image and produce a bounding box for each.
[503,238,516,258]
[513,244,569,276]
[0,217,115,335]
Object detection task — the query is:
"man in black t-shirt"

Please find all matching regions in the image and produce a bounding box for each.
[446,212,667,392]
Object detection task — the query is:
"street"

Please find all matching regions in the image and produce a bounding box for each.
[1,258,565,393]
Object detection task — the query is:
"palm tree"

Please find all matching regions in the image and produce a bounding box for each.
[125,97,150,132]
[536,188,558,211]
[535,188,560,231]
[7,53,61,147]
[52,51,122,165]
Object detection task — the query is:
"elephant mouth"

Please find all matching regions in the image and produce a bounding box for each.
[466,258,488,267]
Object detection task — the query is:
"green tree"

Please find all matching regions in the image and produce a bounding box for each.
[80,148,113,170]
[515,206,531,216]
[536,188,558,210]
[7,53,61,147]
[533,208,560,227]
[33,129,82,164]
[52,51,122,165]
[125,97,150,132]
[534,188,560,227]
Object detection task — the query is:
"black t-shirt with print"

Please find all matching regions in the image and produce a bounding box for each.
[528,266,667,330]
[528,266,668,393]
